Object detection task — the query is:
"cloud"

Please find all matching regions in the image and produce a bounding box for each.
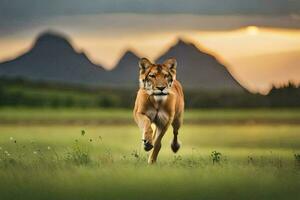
[0,0,299,37]
[1,0,300,20]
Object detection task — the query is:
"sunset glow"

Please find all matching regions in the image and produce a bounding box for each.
[246,26,259,36]
[0,14,300,93]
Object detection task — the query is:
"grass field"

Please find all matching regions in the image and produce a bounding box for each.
[1,108,300,124]
[0,109,300,200]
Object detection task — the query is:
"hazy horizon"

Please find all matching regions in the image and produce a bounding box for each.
[1,0,300,93]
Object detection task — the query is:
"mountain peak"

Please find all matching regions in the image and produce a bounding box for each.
[171,38,204,54]
[113,49,140,69]
[33,30,73,51]
[174,38,199,48]
[175,38,190,46]
[0,30,107,86]
[36,30,69,43]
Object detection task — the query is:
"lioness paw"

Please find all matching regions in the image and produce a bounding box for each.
[143,140,153,151]
[171,142,180,153]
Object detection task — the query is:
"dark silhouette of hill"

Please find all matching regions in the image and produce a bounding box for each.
[0,31,108,86]
[0,31,246,91]
[156,39,244,91]
[107,50,140,87]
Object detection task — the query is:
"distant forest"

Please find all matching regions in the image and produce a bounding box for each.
[0,78,299,108]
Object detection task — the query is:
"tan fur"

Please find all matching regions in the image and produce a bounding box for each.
[133,58,184,164]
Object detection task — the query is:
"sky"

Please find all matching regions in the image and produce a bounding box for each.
[0,1,300,93]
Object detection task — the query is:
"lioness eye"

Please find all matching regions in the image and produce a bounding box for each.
[149,74,155,78]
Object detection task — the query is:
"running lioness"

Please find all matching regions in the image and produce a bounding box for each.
[133,57,184,164]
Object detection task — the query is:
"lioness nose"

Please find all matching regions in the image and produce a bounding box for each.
[157,86,166,91]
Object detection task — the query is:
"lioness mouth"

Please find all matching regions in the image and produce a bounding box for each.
[153,93,168,96]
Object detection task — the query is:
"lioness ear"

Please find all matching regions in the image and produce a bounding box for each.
[163,58,177,70]
[139,58,152,71]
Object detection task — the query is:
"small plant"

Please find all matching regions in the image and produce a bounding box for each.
[294,153,300,166]
[65,130,91,165]
[248,156,254,165]
[211,151,222,164]
[81,130,85,136]
[66,141,91,165]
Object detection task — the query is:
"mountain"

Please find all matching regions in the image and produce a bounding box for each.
[156,39,244,91]
[0,32,246,91]
[0,31,108,86]
[107,50,140,87]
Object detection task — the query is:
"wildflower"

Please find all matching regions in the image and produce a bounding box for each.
[33,151,37,154]
[10,137,14,141]
[47,146,51,150]
[89,139,93,142]
[7,153,10,156]
[81,130,85,136]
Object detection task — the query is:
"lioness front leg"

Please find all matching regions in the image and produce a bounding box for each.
[171,116,182,153]
[135,113,153,151]
[148,119,173,164]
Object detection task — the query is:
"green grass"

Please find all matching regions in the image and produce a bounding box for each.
[0,108,300,122]
[0,107,132,121]
[1,123,300,200]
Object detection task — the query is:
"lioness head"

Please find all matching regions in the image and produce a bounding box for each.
[138,57,177,96]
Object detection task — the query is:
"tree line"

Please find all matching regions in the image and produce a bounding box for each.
[0,78,299,108]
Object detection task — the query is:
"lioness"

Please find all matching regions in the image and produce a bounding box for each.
[133,57,184,164]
